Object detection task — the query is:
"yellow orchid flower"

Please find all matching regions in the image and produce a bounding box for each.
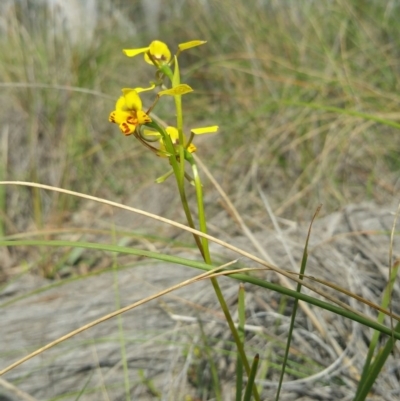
[109,88,152,135]
[123,40,206,67]
[158,126,196,155]
[123,40,171,66]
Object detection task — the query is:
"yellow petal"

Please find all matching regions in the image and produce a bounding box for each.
[109,111,117,123]
[109,109,132,125]
[123,47,149,57]
[136,110,152,124]
[144,40,171,65]
[178,40,207,51]
[122,88,142,111]
[119,121,136,136]
[165,126,179,143]
[115,95,127,111]
[135,84,156,93]
[187,143,197,153]
[158,84,193,97]
[191,126,219,135]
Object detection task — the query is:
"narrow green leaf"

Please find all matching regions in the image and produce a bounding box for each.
[186,152,260,401]
[1,240,400,341]
[243,354,259,401]
[354,263,400,400]
[354,322,400,401]
[236,284,245,401]
[281,100,400,130]
[198,318,222,401]
[275,205,321,401]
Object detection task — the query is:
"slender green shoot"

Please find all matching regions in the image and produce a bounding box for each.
[356,263,399,397]
[275,205,321,400]
[198,318,222,401]
[236,283,246,401]
[243,354,259,401]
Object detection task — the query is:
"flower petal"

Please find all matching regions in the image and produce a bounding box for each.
[135,84,156,93]
[119,121,136,135]
[122,88,143,111]
[165,126,179,144]
[178,40,207,51]
[123,47,149,57]
[191,126,219,135]
[187,143,197,153]
[136,110,152,124]
[115,95,127,111]
[144,40,171,65]
[109,109,132,124]
[158,84,193,97]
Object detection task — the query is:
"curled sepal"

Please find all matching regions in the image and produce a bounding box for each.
[141,128,161,140]
[134,84,156,93]
[178,40,207,51]
[158,84,193,96]
[191,126,219,135]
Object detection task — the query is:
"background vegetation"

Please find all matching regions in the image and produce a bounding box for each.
[0,0,399,399]
[1,0,399,233]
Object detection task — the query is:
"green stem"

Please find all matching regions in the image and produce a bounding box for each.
[171,58,185,176]
[236,284,245,401]
[159,64,174,82]
[186,151,260,401]
[145,122,205,257]
[188,151,211,262]
[171,56,184,146]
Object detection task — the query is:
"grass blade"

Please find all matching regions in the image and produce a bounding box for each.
[354,202,400,400]
[198,318,222,401]
[236,284,246,401]
[275,205,321,400]
[354,321,400,401]
[1,240,400,340]
[243,354,259,401]
[354,263,399,400]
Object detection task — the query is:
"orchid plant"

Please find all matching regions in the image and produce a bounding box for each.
[109,40,260,400]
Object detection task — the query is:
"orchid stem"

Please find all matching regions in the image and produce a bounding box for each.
[186,151,260,401]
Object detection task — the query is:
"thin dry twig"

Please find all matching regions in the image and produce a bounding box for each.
[0,377,38,401]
